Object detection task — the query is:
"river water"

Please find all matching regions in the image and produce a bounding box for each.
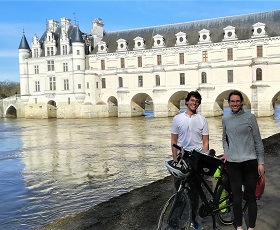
[1,107,280,230]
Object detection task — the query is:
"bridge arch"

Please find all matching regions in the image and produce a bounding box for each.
[131,93,153,117]
[47,100,57,118]
[168,90,188,116]
[6,105,17,118]
[107,96,118,117]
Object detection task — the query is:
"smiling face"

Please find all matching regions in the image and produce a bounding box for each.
[186,96,200,114]
[229,94,243,113]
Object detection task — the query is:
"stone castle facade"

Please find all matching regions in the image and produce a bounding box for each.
[17,10,280,118]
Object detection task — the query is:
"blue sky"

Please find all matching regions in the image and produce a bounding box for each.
[0,0,280,83]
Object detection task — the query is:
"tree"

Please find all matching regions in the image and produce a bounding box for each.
[0,81,20,99]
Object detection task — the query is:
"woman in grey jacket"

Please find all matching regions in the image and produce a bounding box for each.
[220,90,265,230]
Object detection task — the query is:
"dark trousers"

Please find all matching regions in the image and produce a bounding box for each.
[227,159,259,228]
[174,177,199,222]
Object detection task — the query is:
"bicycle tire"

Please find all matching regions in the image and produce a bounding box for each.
[157,191,191,230]
[214,182,235,225]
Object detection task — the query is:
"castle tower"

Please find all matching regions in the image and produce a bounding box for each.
[18,32,31,101]
[71,26,86,102]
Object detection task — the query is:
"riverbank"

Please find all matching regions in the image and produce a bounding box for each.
[39,133,280,230]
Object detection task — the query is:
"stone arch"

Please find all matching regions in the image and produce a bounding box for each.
[6,105,17,118]
[131,93,153,117]
[47,100,57,118]
[168,90,188,116]
[107,96,118,117]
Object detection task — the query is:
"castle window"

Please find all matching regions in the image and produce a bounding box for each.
[62,45,67,55]
[64,79,69,90]
[77,50,80,55]
[77,65,80,70]
[49,77,56,90]
[78,84,81,89]
[180,73,185,85]
[256,68,262,81]
[101,60,105,70]
[63,63,68,72]
[138,76,143,87]
[201,72,207,83]
[202,51,208,62]
[227,48,233,61]
[47,60,54,71]
[35,81,40,92]
[34,65,39,74]
[179,53,184,64]
[257,46,263,57]
[157,55,162,65]
[47,47,54,56]
[155,75,160,86]
[138,56,142,67]
[101,78,106,88]
[227,70,233,83]
[87,82,89,89]
[118,77,123,87]
[120,58,125,68]
[34,48,39,58]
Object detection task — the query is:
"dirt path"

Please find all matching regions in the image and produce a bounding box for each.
[39,133,280,230]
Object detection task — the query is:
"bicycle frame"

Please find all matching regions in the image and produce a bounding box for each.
[172,145,232,229]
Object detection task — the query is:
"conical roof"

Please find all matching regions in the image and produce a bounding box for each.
[18,33,31,50]
[71,26,84,43]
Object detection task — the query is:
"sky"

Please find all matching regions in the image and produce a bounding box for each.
[0,0,280,83]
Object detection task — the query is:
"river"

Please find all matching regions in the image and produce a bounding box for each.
[1,107,280,230]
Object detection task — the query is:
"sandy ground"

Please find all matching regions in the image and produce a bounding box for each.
[39,133,280,230]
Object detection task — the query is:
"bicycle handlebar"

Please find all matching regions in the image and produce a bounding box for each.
[173,144,217,156]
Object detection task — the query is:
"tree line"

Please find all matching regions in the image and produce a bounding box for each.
[0,81,20,99]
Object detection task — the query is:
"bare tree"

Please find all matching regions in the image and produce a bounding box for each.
[0,81,20,99]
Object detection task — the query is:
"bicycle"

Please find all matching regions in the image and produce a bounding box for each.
[157,144,248,230]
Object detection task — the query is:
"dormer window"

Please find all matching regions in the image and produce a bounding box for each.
[97,41,108,53]
[117,38,128,52]
[223,26,238,41]
[32,33,41,58]
[198,29,212,44]
[252,22,267,38]
[153,34,165,48]
[134,36,146,50]
[175,31,188,46]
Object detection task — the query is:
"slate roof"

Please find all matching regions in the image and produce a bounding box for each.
[18,24,88,56]
[18,34,31,50]
[94,10,280,54]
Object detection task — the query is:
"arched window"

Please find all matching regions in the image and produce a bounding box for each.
[256,68,262,81]
[201,72,207,84]
[118,77,123,87]
[155,75,160,86]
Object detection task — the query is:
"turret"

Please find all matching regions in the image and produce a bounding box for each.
[71,26,86,102]
[18,33,31,98]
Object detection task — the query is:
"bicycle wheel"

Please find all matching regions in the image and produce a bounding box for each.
[214,182,234,225]
[157,191,191,230]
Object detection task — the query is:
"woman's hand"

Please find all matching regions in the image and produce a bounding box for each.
[220,154,228,163]
[258,164,265,177]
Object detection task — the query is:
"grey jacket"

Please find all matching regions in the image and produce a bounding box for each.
[222,109,264,164]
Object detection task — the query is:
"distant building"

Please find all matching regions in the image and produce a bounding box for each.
[18,10,280,118]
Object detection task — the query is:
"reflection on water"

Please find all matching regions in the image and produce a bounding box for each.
[0,109,279,230]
